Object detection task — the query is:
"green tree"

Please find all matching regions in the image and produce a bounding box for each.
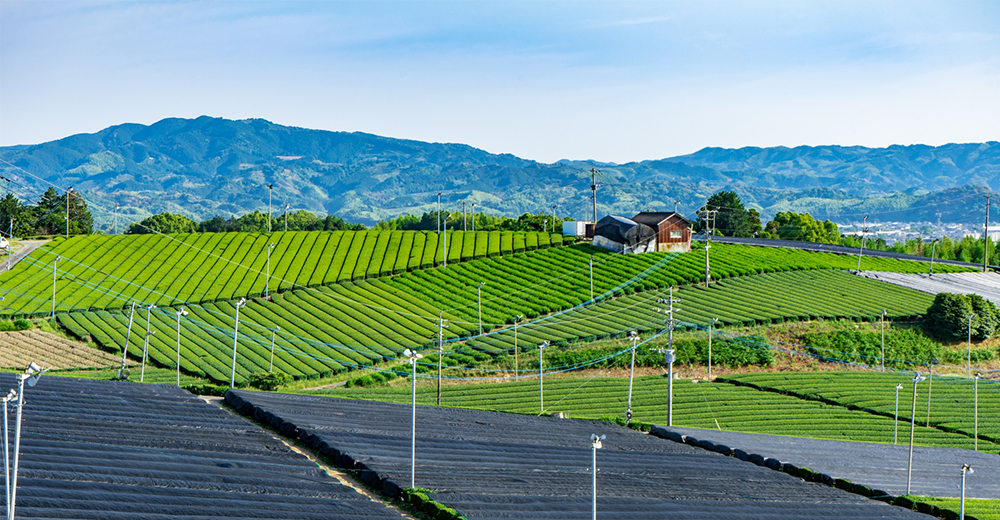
[126,212,198,234]
[765,211,840,243]
[923,293,976,341]
[703,191,761,237]
[967,294,999,340]
[0,193,33,238]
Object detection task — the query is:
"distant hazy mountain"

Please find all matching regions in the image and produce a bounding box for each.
[0,116,996,228]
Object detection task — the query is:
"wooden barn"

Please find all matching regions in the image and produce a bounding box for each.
[631,211,693,253]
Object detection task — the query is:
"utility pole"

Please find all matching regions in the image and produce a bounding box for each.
[463,201,467,232]
[267,184,273,233]
[113,205,119,235]
[471,203,476,232]
[698,209,718,288]
[284,204,290,232]
[929,239,938,277]
[589,168,601,222]
[437,312,449,406]
[654,287,681,426]
[65,187,73,238]
[984,194,992,273]
[856,215,869,275]
[552,205,557,232]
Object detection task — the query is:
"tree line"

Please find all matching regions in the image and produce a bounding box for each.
[1,189,93,238]
[700,191,998,265]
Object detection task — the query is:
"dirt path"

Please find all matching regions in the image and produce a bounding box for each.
[0,239,49,273]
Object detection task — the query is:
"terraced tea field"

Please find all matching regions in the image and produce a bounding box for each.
[311,374,997,451]
[0,230,565,316]
[723,371,1000,446]
[1,229,975,384]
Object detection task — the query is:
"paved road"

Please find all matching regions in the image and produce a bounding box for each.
[652,425,999,500]
[860,271,1000,305]
[0,239,49,273]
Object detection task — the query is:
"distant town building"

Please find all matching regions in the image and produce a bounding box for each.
[631,211,693,253]
[592,215,656,254]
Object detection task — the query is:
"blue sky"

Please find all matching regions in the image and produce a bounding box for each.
[1,0,998,162]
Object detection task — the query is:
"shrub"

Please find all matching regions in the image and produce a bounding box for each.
[0,319,32,332]
[245,372,291,391]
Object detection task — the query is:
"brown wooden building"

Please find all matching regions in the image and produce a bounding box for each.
[631,212,693,252]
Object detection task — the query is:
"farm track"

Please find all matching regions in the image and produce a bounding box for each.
[0,329,119,369]
[0,239,48,274]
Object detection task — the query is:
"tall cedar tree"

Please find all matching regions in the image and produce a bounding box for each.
[703,191,762,237]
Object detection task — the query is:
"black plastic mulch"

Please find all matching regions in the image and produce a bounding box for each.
[652,425,999,500]
[0,375,402,519]
[227,390,932,519]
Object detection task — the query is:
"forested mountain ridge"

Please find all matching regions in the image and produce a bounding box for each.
[0,116,996,228]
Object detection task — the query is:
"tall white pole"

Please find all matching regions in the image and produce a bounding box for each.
[894,383,902,445]
[907,372,925,495]
[974,373,980,452]
[961,464,973,520]
[267,184,273,233]
[967,314,975,378]
[114,204,119,235]
[141,304,155,383]
[51,256,59,318]
[266,243,274,298]
[626,332,638,424]
[3,391,11,519]
[708,318,718,380]
[856,215,868,275]
[984,194,991,273]
[589,255,594,301]
[65,187,72,238]
[539,341,548,413]
[513,316,521,380]
[118,302,136,379]
[880,310,886,372]
[410,353,417,489]
[231,299,246,388]
[471,203,476,232]
[10,375,27,520]
[284,204,289,232]
[269,327,279,373]
[175,307,186,387]
[592,440,598,520]
[443,221,447,268]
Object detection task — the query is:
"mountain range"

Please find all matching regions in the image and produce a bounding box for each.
[1,116,997,228]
